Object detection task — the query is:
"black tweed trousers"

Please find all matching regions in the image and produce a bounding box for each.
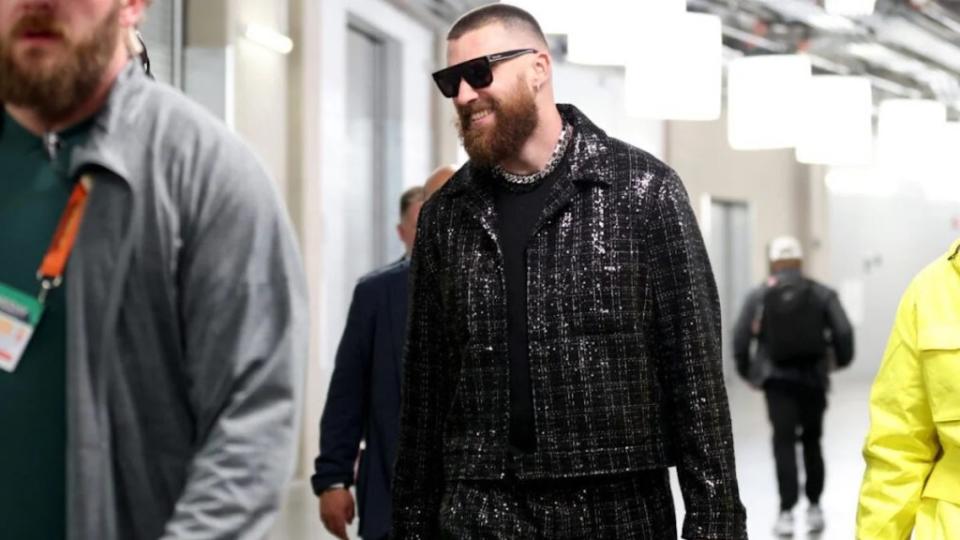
[437,470,676,539]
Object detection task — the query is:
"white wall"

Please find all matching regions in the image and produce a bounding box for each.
[828,189,960,382]
[183,0,233,129]
[554,62,665,160]
[300,0,434,460]
[184,0,290,196]
[233,0,291,197]
[285,0,437,537]
[667,115,816,283]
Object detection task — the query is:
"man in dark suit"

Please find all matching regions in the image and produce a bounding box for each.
[313,167,455,540]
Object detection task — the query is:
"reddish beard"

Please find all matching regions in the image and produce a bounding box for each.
[456,76,539,168]
[0,5,122,123]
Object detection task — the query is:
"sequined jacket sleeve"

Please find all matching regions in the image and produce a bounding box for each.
[391,208,450,538]
[646,173,748,540]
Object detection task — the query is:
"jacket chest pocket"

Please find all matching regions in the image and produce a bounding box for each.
[559,238,643,334]
[919,325,960,423]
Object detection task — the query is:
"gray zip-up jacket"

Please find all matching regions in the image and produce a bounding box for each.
[38,62,309,539]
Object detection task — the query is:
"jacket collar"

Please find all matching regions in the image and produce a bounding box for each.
[69,61,146,186]
[948,239,960,274]
[446,103,614,197]
[0,61,144,184]
[558,103,615,187]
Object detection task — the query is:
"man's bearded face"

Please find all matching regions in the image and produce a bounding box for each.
[456,74,539,167]
[0,3,122,123]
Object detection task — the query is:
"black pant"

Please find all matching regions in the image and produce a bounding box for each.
[764,380,827,511]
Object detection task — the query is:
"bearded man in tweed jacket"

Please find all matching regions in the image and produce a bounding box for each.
[392,4,747,539]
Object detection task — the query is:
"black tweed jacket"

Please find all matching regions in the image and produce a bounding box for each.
[393,105,747,539]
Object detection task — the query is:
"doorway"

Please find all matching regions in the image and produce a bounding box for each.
[707,198,753,379]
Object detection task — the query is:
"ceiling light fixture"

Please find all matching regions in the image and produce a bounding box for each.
[797,76,873,166]
[242,23,294,55]
[567,0,687,65]
[727,54,813,150]
[624,12,722,121]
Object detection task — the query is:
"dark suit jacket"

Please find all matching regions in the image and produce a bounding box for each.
[312,259,408,540]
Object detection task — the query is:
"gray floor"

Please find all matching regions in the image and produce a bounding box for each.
[272,375,874,539]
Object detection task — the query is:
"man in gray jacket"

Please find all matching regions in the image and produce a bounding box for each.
[0,1,308,539]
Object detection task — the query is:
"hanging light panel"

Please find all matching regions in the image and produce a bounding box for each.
[877,99,946,181]
[921,122,960,202]
[796,76,873,166]
[567,0,687,66]
[624,12,722,121]
[727,54,812,150]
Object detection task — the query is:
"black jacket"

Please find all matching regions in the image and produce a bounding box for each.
[312,260,409,540]
[732,269,855,389]
[393,105,746,539]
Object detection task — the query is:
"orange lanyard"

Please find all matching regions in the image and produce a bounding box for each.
[36,177,91,304]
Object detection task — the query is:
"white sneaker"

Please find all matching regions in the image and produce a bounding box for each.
[807,504,825,533]
[773,510,794,537]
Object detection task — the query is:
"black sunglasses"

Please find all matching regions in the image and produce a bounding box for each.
[432,48,537,98]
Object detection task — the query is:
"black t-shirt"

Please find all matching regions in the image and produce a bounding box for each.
[492,165,565,455]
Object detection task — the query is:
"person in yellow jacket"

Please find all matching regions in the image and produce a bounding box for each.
[858,239,960,539]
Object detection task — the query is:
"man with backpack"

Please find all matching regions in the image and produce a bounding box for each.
[733,235,854,537]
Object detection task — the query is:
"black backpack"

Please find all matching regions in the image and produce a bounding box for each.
[759,279,828,367]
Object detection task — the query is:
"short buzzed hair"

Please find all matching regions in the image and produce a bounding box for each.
[399,186,425,218]
[447,3,548,47]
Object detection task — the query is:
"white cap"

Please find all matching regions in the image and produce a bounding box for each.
[768,236,803,262]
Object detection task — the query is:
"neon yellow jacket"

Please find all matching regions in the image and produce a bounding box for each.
[858,240,960,539]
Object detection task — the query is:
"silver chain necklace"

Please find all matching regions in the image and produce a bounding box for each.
[494,123,572,185]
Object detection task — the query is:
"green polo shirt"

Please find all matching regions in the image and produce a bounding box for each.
[0,109,91,539]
